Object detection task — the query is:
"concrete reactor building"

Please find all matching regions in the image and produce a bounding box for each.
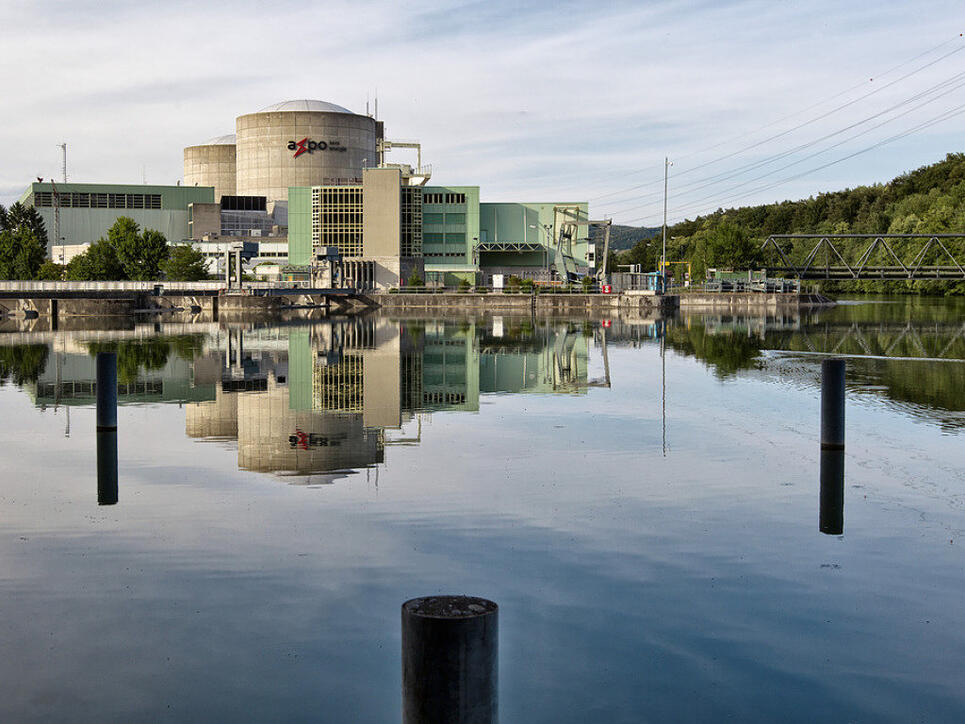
[233,99,380,203]
[183,134,237,202]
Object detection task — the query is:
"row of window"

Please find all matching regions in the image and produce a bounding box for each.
[424,232,466,244]
[423,192,467,205]
[424,252,466,258]
[423,391,467,405]
[221,195,266,211]
[423,212,465,225]
[34,192,162,209]
[202,251,288,258]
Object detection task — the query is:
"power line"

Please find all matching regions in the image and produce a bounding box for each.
[601,66,965,218]
[589,36,965,204]
[668,78,965,215]
[618,101,965,226]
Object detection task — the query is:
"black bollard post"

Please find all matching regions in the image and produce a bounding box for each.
[96,429,118,505]
[820,358,845,451]
[402,595,498,724]
[819,358,845,534]
[96,352,118,505]
[819,448,844,534]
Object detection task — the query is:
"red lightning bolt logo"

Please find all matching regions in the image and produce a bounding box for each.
[293,138,309,158]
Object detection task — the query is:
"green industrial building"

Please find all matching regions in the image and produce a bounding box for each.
[287,173,592,288]
[18,182,215,261]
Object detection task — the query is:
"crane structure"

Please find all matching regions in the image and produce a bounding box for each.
[553,207,613,281]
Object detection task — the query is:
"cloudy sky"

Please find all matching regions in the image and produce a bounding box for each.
[1,0,962,225]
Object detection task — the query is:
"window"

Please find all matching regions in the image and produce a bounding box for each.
[445,232,465,245]
[423,191,466,205]
[423,213,444,224]
[221,195,267,211]
[32,191,160,209]
[445,213,465,225]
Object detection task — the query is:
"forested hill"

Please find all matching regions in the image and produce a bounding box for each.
[616,152,965,290]
[606,224,660,251]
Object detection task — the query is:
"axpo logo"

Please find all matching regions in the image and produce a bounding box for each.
[287,138,347,158]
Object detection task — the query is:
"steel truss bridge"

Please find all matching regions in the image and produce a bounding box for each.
[761,234,965,280]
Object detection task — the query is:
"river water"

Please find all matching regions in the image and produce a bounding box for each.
[0,297,963,722]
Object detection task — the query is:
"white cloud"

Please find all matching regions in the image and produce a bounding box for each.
[1,0,962,224]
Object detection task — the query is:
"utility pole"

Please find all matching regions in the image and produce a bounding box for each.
[662,157,672,282]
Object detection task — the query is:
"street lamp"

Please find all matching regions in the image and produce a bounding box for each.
[662,157,673,286]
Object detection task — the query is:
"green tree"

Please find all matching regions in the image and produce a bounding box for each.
[66,238,125,280]
[109,217,169,280]
[704,223,760,269]
[624,238,658,272]
[407,271,424,287]
[5,202,48,246]
[161,244,208,281]
[0,228,46,280]
[0,344,49,385]
[36,260,64,280]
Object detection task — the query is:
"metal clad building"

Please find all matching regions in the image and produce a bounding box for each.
[19,182,215,258]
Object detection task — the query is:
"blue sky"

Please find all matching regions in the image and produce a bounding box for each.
[0,0,962,225]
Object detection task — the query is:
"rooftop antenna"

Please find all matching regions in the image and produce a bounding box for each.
[375,89,378,121]
[142,164,147,184]
[59,142,67,183]
[366,93,370,117]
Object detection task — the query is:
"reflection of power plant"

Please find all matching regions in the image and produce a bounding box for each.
[187,319,594,479]
[19,317,599,482]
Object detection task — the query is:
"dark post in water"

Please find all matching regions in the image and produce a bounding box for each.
[819,358,845,533]
[820,448,845,534]
[821,358,845,451]
[96,352,118,505]
[402,595,498,724]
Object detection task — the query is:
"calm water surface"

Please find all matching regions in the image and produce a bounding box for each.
[0,297,963,722]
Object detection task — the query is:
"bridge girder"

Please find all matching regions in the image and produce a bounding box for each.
[761,234,965,280]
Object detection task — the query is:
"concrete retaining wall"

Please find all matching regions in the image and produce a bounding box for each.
[678,292,833,310]
[371,293,677,314]
[376,292,679,315]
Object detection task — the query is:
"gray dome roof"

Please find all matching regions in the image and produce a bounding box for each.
[202,134,236,145]
[256,99,354,114]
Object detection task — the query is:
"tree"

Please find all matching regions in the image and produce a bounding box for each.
[66,238,125,280]
[5,202,48,246]
[162,244,208,281]
[0,204,7,232]
[0,228,46,280]
[36,260,64,281]
[625,238,658,271]
[704,223,760,269]
[407,271,424,287]
[109,217,169,280]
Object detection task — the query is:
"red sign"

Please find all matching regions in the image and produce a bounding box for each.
[601,319,611,328]
[287,138,347,157]
[601,284,612,294]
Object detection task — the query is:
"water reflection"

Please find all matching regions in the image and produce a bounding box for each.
[819,449,845,535]
[664,298,965,429]
[12,316,647,481]
[0,296,961,491]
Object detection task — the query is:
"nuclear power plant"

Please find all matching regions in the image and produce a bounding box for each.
[18,98,595,288]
